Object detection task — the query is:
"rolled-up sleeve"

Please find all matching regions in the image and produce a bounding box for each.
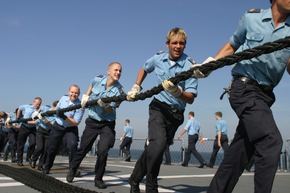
[229,14,247,49]
[143,57,155,73]
[73,108,84,124]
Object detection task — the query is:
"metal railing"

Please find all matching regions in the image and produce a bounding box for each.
[88,138,290,170]
[89,138,226,166]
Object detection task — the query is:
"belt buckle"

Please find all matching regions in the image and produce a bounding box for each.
[170,108,178,113]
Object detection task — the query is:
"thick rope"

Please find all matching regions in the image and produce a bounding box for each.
[8,36,290,124]
[0,164,114,193]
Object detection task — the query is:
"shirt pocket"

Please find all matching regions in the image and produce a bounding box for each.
[155,68,167,81]
[246,32,264,47]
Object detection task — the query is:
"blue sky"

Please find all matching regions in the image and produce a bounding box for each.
[1,0,289,143]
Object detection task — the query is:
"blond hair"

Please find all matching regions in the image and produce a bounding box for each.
[166,27,187,44]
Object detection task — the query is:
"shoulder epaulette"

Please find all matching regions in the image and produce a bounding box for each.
[156,50,165,55]
[118,88,124,95]
[45,105,51,108]
[97,75,104,78]
[64,94,68,96]
[247,8,261,13]
[188,58,196,64]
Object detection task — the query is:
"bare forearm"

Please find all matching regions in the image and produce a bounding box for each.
[178,92,195,104]
[214,42,236,60]
[287,58,290,75]
[178,129,187,138]
[217,131,222,143]
[136,68,147,86]
[86,86,93,96]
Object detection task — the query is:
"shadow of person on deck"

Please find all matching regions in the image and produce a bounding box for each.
[160,184,208,193]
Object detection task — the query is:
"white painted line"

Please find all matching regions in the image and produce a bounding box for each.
[0,182,23,187]
[0,177,14,180]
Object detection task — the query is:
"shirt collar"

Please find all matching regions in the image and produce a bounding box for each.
[262,8,290,26]
[161,52,186,67]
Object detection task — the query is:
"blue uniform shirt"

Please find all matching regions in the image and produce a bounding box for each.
[88,76,125,122]
[124,125,134,138]
[37,106,56,130]
[143,51,198,110]
[230,8,290,87]
[216,118,228,135]
[184,117,200,135]
[54,95,84,128]
[2,112,20,131]
[19,104,47,128]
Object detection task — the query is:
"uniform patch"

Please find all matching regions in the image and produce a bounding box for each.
[188,58,196,64]
[118,88,125,95]
[156,50,165,55]
[97,75,104,78]
[247,8,261,13]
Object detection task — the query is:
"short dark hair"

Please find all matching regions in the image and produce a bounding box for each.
[188,111,195,117]
[270,0,272,3]
[215,111,223,117]
[125,119,130,124]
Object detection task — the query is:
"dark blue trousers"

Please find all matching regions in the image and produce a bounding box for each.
[208,79,283,193]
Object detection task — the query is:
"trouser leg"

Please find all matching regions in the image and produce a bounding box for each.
[208,125,254,193]
[70,119,99,171]
[26,129,36,161]
[183,143,192,165]
[95,125,115,180]
[209,138,220,167]
[64,128,79,169]
[32,130,44,162]
[190,135,206,164]
[17,126,29,162]
[130,144,148,182]
[44,127,65,170]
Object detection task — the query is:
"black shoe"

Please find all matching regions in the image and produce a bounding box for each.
[17,161,24,166]
[164,162,171,165]
[181,163,188,167]
[29,158,36,168]
[208,164,214,168]
[128,177,140,193]
[3,155,8,161]
[43,168,50,174]
[37,165,43,171]
[66,170,76,183]
[125,155,131,162]
[95,180,107,189]
[74,170,81,177]
[198,162,207,168]
[11,157,17,163]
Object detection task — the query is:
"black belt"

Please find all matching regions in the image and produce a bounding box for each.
[153,98,184,114]
[233,76,273,91]
[88,117,115,125]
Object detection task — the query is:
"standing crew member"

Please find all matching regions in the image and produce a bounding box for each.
[43,85,84,174]
[16,97,46,166]
[177,111,207,168]
[66,62,124,189]
[127,27,199,193]
[120,119,134,162]
[208,111,228,168]
[191,1,290,192]
[29,100,58,171]
[0,110,20,162]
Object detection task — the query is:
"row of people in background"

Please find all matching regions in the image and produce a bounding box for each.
[161,111,228,168]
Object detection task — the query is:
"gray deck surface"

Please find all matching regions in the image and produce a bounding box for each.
[0,155,289,193]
